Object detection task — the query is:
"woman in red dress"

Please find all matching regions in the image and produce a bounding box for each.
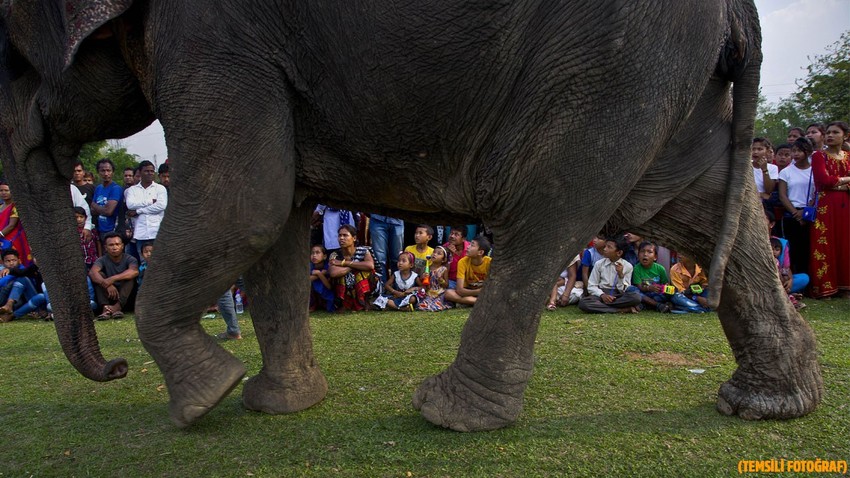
[0,182,33,266]
[809,121,850,298]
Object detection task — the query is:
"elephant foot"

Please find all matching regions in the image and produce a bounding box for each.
[412,360,529,432]
[242,365,328,414]
[166,345,247,428]
[716,364,823,420]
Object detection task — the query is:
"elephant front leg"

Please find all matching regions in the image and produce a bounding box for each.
[241,205,328,414]
[413,237,566,431]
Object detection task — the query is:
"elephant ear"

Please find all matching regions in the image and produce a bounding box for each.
[63,0,133,66]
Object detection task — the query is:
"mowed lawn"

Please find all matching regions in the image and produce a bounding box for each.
[1,299,847,477]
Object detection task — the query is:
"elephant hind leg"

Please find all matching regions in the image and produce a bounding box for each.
[714,289,823,420]
[241,205,328,415]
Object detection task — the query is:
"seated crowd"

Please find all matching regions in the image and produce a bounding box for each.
[0,122,848,323]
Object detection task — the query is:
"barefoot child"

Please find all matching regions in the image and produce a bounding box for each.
[309,244,335,312]
[74,206,100,272]
[577,236,641,314]
[404,225,434,278]
[418,246,450,311]
[383,252,420,310]
[547,253,582,310]
[631,241,672,313]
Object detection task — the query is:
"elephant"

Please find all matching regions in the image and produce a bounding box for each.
[0,0,822,431]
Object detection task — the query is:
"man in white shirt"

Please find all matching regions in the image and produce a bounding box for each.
[125,161,168,252]
[578,236,642,314]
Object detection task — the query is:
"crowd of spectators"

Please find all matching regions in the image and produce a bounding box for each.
[0,121,847,324]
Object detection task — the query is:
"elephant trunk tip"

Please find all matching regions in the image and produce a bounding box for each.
[104,357,129,381]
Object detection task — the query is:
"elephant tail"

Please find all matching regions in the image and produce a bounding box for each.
[707,0,762,308]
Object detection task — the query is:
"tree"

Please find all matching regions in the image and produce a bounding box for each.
[793,31,850,125]
[77,140,140,187]
[755,30,849,146]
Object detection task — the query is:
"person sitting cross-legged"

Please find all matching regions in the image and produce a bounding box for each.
[444,235,492,307]
[88,232,139,320]
[578,236,642,314]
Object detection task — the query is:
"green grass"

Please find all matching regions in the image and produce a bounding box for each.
[1,300,847,477]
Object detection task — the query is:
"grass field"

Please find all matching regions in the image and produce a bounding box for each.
[1,300,847,477]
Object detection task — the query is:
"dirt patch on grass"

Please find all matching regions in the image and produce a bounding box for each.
[623,351,727,367]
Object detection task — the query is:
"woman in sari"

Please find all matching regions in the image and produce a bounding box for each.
[0,182,32,266]
[809,121,850,298]
[328,224,376,311]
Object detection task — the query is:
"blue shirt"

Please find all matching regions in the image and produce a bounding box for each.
[94,182,124,233]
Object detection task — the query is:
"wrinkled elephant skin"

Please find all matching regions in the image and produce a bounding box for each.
[0,0,822,431]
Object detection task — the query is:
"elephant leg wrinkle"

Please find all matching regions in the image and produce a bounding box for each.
[413,357,528,432]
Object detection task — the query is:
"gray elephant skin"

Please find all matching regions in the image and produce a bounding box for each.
[0,0,822,431]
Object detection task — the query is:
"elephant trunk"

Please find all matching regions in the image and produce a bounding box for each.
[2,145,127,382]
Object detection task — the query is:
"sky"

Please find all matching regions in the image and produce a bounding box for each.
[119,1,850,163]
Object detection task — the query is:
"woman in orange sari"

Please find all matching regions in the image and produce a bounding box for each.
[809,121,850,298]
[0,182,33,266]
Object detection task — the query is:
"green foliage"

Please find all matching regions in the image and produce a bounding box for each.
[793,31,850,125]
[1,302,847,477]
[756,30,850,145]
[77,140,140,186]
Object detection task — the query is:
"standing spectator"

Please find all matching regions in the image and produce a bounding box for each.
[773,143,793,171]
[90,158,124,237]
[74,206,100,272]
[71,161,94,206]
[213,289,241,340]
[0,182,32,266]
[752,137,778,202]
[809,121,850,299]
[125,161,168,251]
[777,137,814,276]
[123,167,137,187]
[313,205,357,251]
[122,166,138,260]
[806,123,826,151]
[89,232,139,319]
[786,127,805,144]
[157,162,170,188]
[368,214,404,285]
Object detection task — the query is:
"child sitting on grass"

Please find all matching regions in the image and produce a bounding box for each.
[578,236,642,314]
[631,241,672,313]
[669,253,710,313]
[418,245,450,311]
[310,244,335,312]
[379,252,420,310]
[404,225,434,278]
[580,234,606,297]
[547,254,582,310]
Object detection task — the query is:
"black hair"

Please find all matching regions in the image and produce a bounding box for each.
[138,160,155,170]
[606,235,629,254]
[806,123,826,135]
[95,158,115,172]
[1,248,18,258]
[72,206,87,217]
[311,244,328,254]
[752,137,773,151]
[788,127,805,137]
[638,241,657,255]
[769,237,782,250]
[338,223,358,239]
[102,232,123,244]
[140,243,154,253]
[158,163,170,174]
[472,235,491,256]
[764,208,776,223]
[792,137,814,156]
[827,121,850,135]
[123,166,135,173]
[416,224,434,236]
[775,143,792,151]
